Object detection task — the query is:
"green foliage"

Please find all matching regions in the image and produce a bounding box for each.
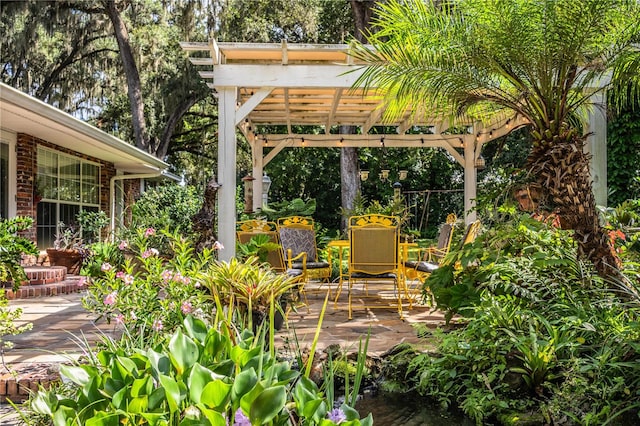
[260,198,317,221]
[0,289,33,358]
[0,216,38,290]
[27,314,371,425]
[236,234,281,263]
[76,210,109,244]
[607,105,640,206]
[82,229,212,346]
[409,211,640,424]
[80,241,125,279]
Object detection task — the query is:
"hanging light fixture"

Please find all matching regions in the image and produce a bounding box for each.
[359,170,370,181]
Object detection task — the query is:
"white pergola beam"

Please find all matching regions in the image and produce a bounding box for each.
[325,88,343,132]
[260,133,465,148]
[235,87,274,126]
[206,65,366,88]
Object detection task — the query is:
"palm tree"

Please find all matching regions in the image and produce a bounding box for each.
[351,0,640,280]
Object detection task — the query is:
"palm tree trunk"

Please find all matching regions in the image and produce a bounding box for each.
[528,137,621,279]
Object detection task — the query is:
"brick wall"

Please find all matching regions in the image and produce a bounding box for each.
[15,134,117,244]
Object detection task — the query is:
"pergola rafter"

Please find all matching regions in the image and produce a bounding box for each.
[181,39,605,261]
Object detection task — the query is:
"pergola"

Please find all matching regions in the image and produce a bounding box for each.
[181,40,607,261]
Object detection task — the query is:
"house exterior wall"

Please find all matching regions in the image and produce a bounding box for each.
[15,133,117,243]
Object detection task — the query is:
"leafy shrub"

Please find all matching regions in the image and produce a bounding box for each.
[28,315,372,425]
[411,213,640,424]
[0,216,38,289]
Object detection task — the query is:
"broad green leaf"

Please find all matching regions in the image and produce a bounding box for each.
[169,329,200,376]
[59,364,93,386]
[148,387,167,411]
[249,385,286,425]
[231,368,258,402]
[140,412,169,426]
[197,405,227,426]
[30,391,55,415]
[128,395,149,413]
[104,378,125,397]
[188,363,215,403]
[159,374,181,413]
[147,348,172,376]
[200,379,232,409]
[301,399,324,419]
[204,329,229,361]
[116,355,139,374]
[112,387,128,410]
[240,382,265,414]
[184,315,208,343]
[85,410,120,426]
[131,376,152,397]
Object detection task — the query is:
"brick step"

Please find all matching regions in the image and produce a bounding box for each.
[3,275,87,300]
[24,266,67,285]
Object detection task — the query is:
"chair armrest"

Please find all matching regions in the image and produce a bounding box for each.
[286,249,308,274]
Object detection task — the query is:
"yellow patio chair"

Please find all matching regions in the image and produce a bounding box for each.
[237,219,307,309]
[404,213,457,283]
[411,220,482,276]
[276,216,331,283]
[347,214,404,319]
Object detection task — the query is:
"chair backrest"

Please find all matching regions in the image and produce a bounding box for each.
[349,214,400,275]
[460,220,482,247]
[236,220,285,271]
[276,216,318,262]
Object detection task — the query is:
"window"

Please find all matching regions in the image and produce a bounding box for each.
[0,142,8,219]
[36,147,101,248]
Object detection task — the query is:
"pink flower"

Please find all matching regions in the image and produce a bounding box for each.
[142,248,159,259]
[123,274,134,285]
[101,262,113,272]
[195,282,201,288]
[181,301,193,314]
[161,269,174,283]
[114,313,125,325]
[104,292,117,306]
[116,271,125,279]
[144,228,156,237]
[152,319,163,331]
[78,276,87,287]
[118,240,128,250]
[213,241,224,250]
[130,311,137,321]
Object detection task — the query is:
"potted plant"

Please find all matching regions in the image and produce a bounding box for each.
[46,222,84,274]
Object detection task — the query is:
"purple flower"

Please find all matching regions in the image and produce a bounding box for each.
[233,408,251,426]
[327,408,347,424]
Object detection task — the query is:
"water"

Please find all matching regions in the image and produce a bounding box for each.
[355,392,475,426]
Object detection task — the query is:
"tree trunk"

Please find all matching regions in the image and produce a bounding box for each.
[340,139,359,231]
[104,0,150,152]
[192,176,220,253]
[528,136,624,281]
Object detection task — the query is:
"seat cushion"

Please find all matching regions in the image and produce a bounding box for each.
[415,261,439,273]
[350,272,397,279]
[285,268,304,278]
[291,261,330,269]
